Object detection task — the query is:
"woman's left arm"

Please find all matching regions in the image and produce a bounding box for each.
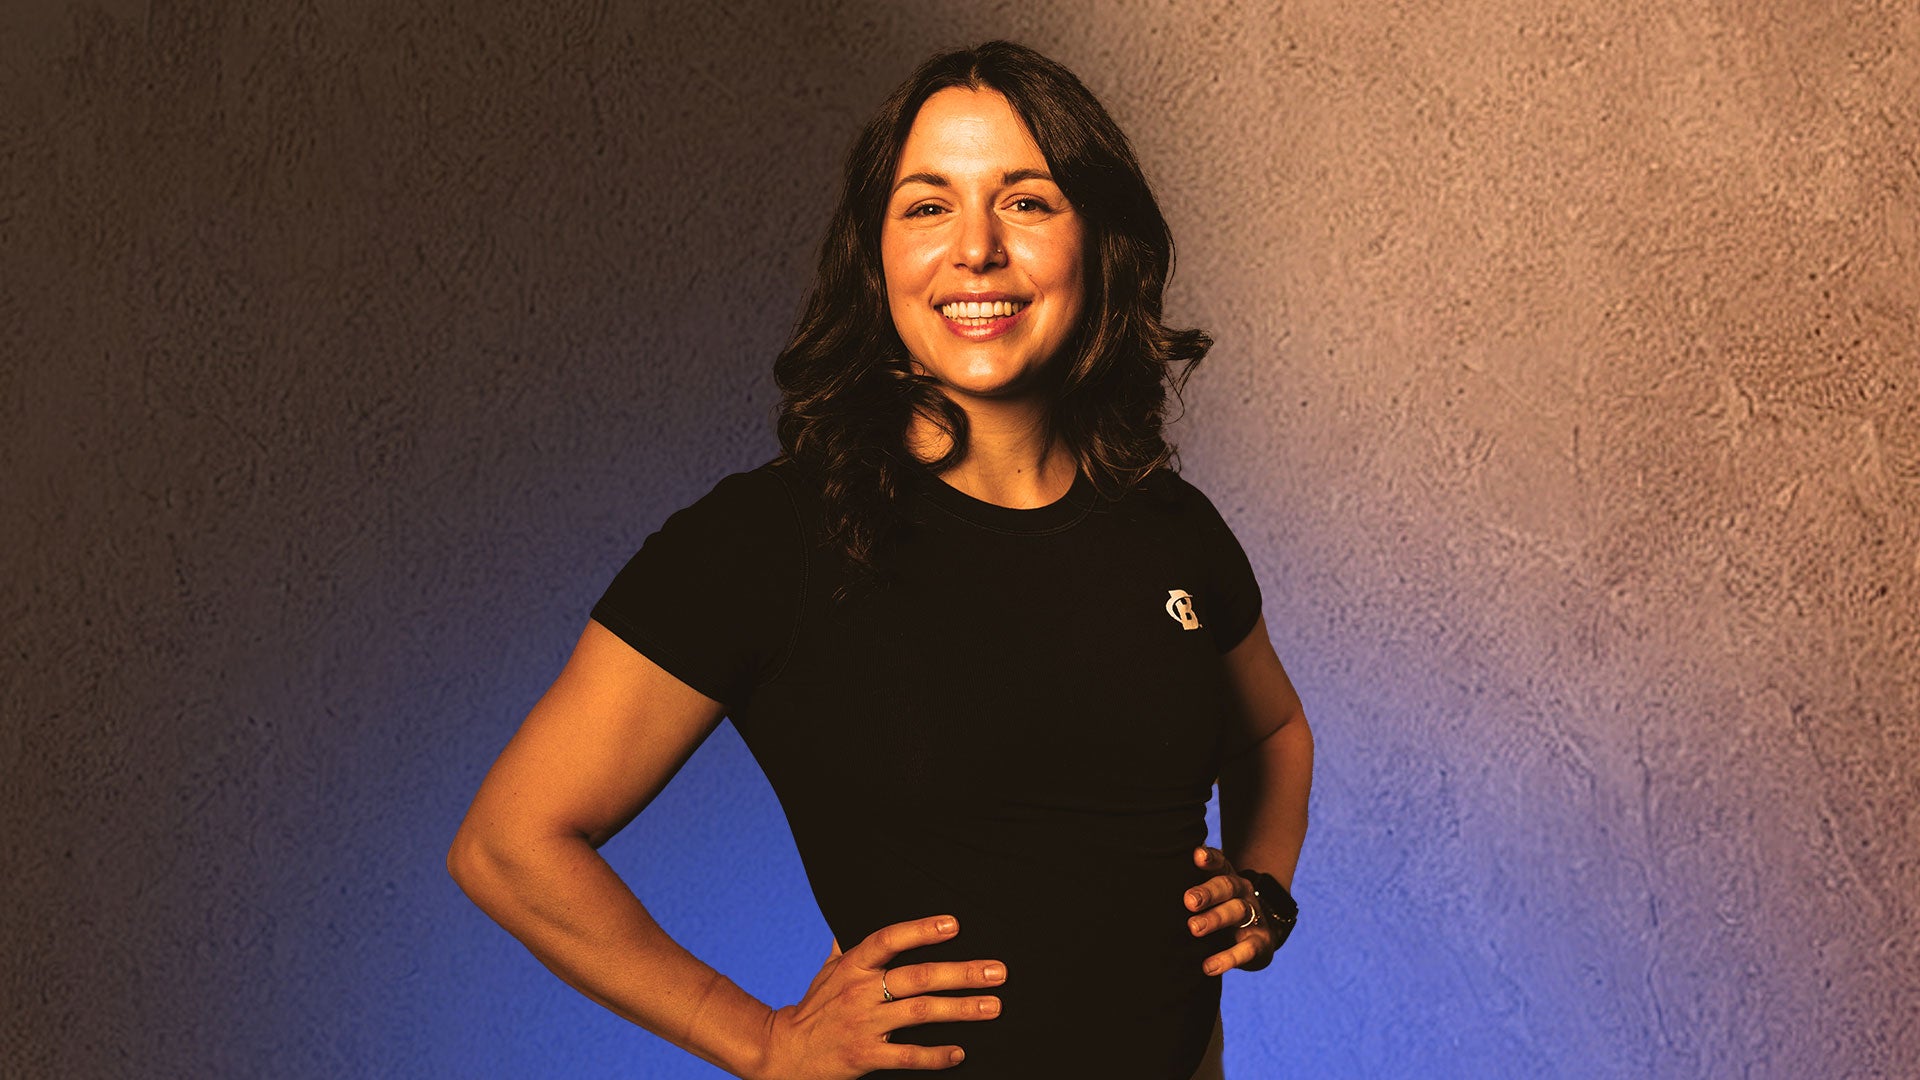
[1183,615,1314,974]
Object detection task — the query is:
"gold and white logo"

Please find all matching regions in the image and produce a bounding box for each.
[1164,589,1202,631]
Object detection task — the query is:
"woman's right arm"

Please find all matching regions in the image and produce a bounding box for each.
[447,619,774,1075]
[447,620,1001,1079]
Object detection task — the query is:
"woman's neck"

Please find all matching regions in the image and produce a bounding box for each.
[906,397,1079,510]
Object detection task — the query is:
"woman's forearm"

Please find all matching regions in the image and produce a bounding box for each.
[1218,714,1313,889]
[447,829,774,1078]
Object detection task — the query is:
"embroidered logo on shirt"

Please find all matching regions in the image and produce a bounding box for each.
[1165,589,1202,630]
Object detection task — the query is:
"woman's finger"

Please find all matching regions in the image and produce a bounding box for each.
[1192,845,1239,874]
[872,1042,971,1071]
[1201,935,1264,976]
[1183,874,1237,912]
[1188,896,1257,937]
[882,959,1007,998]
[882,993,1003,1029]
[844,915,960,972]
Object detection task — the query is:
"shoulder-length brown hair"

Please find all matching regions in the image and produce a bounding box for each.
[775,40,1211,584]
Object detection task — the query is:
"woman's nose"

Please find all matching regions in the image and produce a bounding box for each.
[955,211,1007,271]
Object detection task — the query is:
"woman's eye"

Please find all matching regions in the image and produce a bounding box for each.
[905,203,945,218]
[1009,197,1052,213]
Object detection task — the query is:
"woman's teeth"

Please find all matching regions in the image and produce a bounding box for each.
[939,300,1027,322]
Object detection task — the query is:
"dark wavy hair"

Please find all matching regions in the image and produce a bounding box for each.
[774,40,1211,585]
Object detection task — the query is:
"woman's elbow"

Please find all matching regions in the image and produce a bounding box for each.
[447,820,514,907]
[447,825,480,891]
[448,814,591,912]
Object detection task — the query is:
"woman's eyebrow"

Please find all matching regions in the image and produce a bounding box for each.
[892,167,1056,193]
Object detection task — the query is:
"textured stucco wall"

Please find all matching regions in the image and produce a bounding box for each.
[3,1,1915,1077]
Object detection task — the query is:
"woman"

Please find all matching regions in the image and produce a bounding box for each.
[449,40,1313,1079]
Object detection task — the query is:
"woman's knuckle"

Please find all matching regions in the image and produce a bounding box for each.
[909,997,934,1021]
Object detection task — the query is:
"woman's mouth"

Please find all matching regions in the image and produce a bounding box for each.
[937,299,1029,340]
[939,299,1028,322]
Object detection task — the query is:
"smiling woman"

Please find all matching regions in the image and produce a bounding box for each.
[449,40,1312,1080]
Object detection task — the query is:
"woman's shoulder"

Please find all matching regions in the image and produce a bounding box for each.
[754,455,817,499]
[1118,465,1249,542]
[594,458,809,707]
[667,457,806,524]
[686,457,834,556]
[1124,463,1213,514]
[610,458,809,563]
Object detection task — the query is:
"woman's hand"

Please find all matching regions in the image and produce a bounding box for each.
[757,915,1005,1079]
[1183,846,1280,976]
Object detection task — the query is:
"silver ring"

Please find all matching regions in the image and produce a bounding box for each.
[881,969,894,1003]
[1237,899,1260,929]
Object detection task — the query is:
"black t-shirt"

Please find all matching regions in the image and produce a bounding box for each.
[592,458,1263,1079]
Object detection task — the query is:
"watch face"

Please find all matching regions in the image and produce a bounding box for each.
[1243,870,1298,920]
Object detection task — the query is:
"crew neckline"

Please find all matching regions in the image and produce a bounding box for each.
[909,462,1099,535]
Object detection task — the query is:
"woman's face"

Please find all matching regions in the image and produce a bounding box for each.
[881,88,1086,404]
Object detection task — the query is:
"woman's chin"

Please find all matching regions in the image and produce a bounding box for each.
[944,378,1044,405]
[936,361,1057,401]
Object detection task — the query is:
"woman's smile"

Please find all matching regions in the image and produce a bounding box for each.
[938,298,1029,339]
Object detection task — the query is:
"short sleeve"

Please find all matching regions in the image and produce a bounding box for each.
[589,466,803,712]
[1185,482,1264,654]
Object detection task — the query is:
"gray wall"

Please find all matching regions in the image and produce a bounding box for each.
[4,1,1915,1076]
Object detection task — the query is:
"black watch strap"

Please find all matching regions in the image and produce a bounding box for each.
[1238,869,1298,952]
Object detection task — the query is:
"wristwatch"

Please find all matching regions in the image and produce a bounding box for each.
[1237,869,1298,966]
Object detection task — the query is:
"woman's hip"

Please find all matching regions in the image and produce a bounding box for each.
[1187,1012,1225,1080]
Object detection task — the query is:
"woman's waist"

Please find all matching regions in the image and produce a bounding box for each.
[857,923,1222,1080]
[810,821,1230,1076]
[820,855,1233,1016]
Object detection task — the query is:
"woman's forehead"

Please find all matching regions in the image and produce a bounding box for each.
[892,88,1050,186]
